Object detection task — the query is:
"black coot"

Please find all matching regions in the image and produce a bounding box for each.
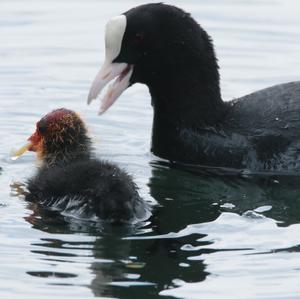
[87,3,300,172]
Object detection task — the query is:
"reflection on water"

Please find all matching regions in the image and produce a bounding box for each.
[1,0,300,298]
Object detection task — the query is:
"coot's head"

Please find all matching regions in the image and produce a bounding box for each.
[87,3,221,116]
[27,108,91,166]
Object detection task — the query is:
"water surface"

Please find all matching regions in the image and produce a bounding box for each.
[1,0,300,298]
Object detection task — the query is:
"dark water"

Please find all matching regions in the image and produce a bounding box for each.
[1,0,300,298]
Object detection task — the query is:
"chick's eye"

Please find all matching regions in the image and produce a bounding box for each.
[133,32,144,45]
[37,122,47,135]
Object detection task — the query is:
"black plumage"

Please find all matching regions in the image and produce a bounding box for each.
[26,108,149,223]
[95,3,300,172]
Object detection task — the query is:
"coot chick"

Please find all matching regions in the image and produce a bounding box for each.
[19,108,149,223]
[87,3,300,172]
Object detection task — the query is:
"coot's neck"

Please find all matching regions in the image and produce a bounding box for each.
[147,55,227,162]
[42,136,92,168]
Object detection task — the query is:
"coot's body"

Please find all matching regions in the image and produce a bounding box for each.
[26,159,147,223]
[87,3,300,172]
[156,82,300,171]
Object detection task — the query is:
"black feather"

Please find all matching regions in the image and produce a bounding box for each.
[113,3,300,172]
[26,109,150,223]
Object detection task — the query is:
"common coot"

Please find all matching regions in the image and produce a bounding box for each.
[87,3,300,172]
[14,108,150,223]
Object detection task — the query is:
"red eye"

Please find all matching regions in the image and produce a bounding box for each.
[133,33,144,45]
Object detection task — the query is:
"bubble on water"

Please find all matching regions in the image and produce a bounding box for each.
[220,203,236,209]
[254,205,272,213]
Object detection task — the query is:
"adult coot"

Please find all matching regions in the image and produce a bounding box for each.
[87,3,300,172]
[14,108,149,223]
